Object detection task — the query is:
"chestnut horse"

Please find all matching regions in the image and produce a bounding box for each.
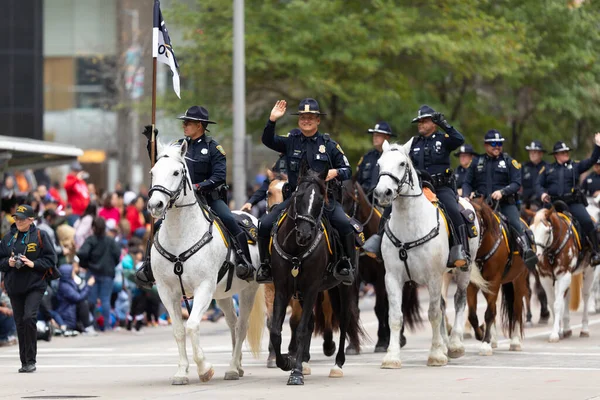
[468,197,529,355]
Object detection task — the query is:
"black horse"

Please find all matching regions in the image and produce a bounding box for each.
[341,179,407,353]
[270,167,363,385]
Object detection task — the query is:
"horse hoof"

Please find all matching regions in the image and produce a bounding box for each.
[525,321,534,328]
[374,345,388,353]
[238,368,244,377]
[563,330,573,339]
[329,366,343,378]
[287,373,304,386]
[324,341,337,357]
[199,367,215,383]
[345,345,359,356]
[548,334,560,343]
[509,343,522,352]
[381,360,402,369]
[580,331,590,338]
[171,376,189,385]
[427,355,448,367]
[302,362,311,375]
[224,371,239,381]
[538,317,550,326]
[463,332,473,339]
[267,358,277,368]
[448,347,465,359]
[479,343,493,356]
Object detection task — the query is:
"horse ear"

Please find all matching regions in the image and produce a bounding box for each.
[401,137,414,155]
[382,140,391,152]
[299,158,310,177]
[179,140,188,159]
[318,168,328,181]
[266,169,274,182]
[156,139,165,155]
[544,207,554,220]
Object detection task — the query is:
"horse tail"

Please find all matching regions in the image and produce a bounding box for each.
[500,282,516,337]
[469,265,490,294]
[246,285,266,358]
[569,273,582,312]
[402,281,423,332]
[328,285,366,352]
[314,291,339,335]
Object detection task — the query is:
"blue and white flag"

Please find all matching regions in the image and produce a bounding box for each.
[153,0,180,98]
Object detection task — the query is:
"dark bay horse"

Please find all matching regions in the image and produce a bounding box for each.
[341,179,406,353]
[468,197,529,355]
[270,168,363,385]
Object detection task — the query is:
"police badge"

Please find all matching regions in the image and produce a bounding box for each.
[319,145,326,153]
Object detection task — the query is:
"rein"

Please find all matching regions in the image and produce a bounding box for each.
[148,160,197,215]
[378,162,422,200]
[535,215,573,267]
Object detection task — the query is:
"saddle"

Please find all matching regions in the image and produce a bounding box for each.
[233,214,258,244]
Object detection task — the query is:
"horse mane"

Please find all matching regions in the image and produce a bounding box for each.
[472,197,500,237]
[297,170,328,204]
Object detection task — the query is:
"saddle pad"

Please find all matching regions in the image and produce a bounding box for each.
[270,213,333,255]
[557,212,582,250]
[423,187,438,203]
[198,202,229,248]
[234,213,258,244]
[493,213,511,251]
[437,205,450,238]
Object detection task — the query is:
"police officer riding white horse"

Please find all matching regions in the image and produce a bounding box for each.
[255,98,356,285]
[536,137,600,266]
[462,129,538,270]
[363,105,471,268]
[135,105,255,288]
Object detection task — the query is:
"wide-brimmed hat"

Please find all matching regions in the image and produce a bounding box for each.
[484,129,505,143]
[525,140,546,152]
[177,106,217,124]
[550,141,571,154]
[367,121,396,137]
[453,144,478,157]
[13,204,35,219]
[291,98,326,116]
[411,105,435,123]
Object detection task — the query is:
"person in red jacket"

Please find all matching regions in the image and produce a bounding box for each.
[64,162,90,217]
[125,196,146,239]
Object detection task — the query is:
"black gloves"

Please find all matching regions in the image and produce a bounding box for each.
[142,125,159,140]
[431,112,452,131]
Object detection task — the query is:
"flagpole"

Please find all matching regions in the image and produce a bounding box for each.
[150,5,158,246]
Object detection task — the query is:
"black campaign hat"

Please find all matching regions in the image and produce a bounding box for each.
[291,98,326,116]
[177,106,217,124]
[411,105,435,123]
[550,141,571,154]
[525,140,546,152]
[13,204,35,219]
[367,121,396,137]
[453,144,477,157]
[484,129,505,143]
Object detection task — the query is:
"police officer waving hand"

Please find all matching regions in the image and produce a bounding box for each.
[462,130,538,270]
[256,99,355,285]
[536,134,600,266]
[136,106,256,287]
[357,122,396,196]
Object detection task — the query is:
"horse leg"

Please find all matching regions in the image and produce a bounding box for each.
[224,286,258,380]
[217,298,240,379]
[330,285,351,378]
[535,272,550,324]
[581,268,595,337]
[448,270,469,359]
[321,291,337,357]
[271,288,294,373]
[374,273,391,352]
[187,282,215,382]
[157,286,189,385]
[288,289,318,386]
[479,290,498,356]
[381,273,404,369]
[562,288,572,338]
[525,273,534,327]
[442,272,454,334]
[426,281,447,367]
[439,296,449,357]
[594,272,600,313]
[265,284,277,368]
[510,273,527,351]
[467,284,483,341]
[302,312,314,376]
[288,299,302,357]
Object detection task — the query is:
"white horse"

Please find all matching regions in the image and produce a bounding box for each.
[585,195,600,311]
[374,140,487,368]
[147,141,265,384]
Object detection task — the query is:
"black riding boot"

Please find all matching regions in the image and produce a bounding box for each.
[588,232,600,267]
[334,232,357,286]
[234,232,255,281]
[448,224,469,268]
[135,240,155,290]
[363,213,389,259]
[517,232,539,271]
[256,236,272,283]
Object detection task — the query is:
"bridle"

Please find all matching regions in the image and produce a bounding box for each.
[148,157,197,218]
[285,179,327,247]
[378,159,422,200]
[535,215,572,265]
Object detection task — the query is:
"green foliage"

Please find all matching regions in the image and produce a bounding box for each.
[165,0,600,168]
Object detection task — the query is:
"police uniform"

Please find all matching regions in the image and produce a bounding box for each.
[462,130,538,269]
[453,144,478,192]
[522,140,547,208]
[536,141,600,265]
[357,122,396,195]
[246,152,289,208]
[582,161,600,197]
[256,98,354,284]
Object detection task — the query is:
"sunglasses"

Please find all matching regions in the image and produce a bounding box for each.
[182,120,196,126]
[488,141,503,148]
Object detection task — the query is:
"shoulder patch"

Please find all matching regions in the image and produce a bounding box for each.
[216,145,226,156]
[336,144,345,155]
[357,156,364,166]
[512,159,521,169]
[538,166,545,175]
[444,134,449,138]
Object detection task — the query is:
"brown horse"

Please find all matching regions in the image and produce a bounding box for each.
[468,197,529,355]
[264,170,337,372]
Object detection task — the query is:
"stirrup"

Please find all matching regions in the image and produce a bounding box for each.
[523,250,538,271]
[236,261,255,282]
[448,245,468,269]
[134,262,154,290]
[256,264,273,283]
[333,259,354,286]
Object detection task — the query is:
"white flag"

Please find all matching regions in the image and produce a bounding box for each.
[153,0,180,98]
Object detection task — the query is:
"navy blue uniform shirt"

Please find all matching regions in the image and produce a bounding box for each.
[583,171,600,197]
[521,160,547,201]
[463,153,522,197]
[410,127,465,175]
[357,149,381,194]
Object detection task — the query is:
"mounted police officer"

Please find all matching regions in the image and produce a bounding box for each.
[522,140,547,209]
[135,105,255,288]
[582,159,600,198]
[453,144,478,197]
[462,129,538,270]
[357,122,396,197]
[536,135,600,266]
[241,147,291,213]
[255,99,354,285]
[364,105,470,268]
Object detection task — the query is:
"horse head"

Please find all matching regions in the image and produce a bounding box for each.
[374,139,417,206]
[531,207,556,260]
[147,140,192,219]
[290,167,327,247]
[266,169,288,211]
